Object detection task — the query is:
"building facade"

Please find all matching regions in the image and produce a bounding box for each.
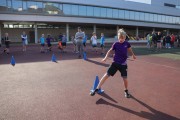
[0,0,180,43]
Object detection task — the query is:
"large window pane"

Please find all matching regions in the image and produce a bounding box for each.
[100,8,106,17]
[154,14,158,22]
[129,11,135,20]
[94,7,100,17]
[79,5,86,16]
[172,17,176,24]
[12,0,23,12]
[125,10,130,19]
[165,16,169,23]
[149,14,153,21]
[119,10,124,19]
[139,12,144,21]
[0,0,7,12]
[63,4,71,15]
[161,15,166,23]
[157,15,162,22]
[23,1,27,11]
[169,16,173,23]
[44,3,62,15]
[27,1,42,13]
[87,6,93,16]
[113,9,118,18]
[107,8,112,18]
[135,12,140,20]
[71,5,78,15]
[145,13,149,21]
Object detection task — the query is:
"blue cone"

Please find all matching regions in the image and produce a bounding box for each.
[83,52,87,60]
[51,54,57,62]
[90,76,104,94]
[10,56,15,66]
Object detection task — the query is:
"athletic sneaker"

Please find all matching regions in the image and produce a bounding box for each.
[90,89,99,96]
[124,90,131,98]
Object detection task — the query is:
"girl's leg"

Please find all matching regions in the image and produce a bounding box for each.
[96,73,109,89]
[123,78,128,90]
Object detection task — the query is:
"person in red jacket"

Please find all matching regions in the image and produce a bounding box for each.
[171,34,175,48]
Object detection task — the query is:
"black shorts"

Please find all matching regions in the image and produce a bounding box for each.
[62,42,66,46]
[41,44,45,47]
[107,62,128,78]
[47,44,51,47]
[5,41,10,48]
[100,44,104,48]
[83,43,86,47]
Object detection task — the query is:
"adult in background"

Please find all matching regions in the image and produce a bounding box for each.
[75,27,85,58]
[165,34,171,49]
[2,33,11,54]
[171,34,175,48]
[156,32,162,50]
[21,31,28,52]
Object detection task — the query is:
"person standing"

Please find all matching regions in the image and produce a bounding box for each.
[90,29,136,98]
[21,31,28,52]
[2,33,11,54]
[75,27,85,58]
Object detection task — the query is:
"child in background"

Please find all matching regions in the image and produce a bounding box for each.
[21,31,28,52]
[3,33,11,54]
[39,34,45,53]
[91,32,98,53]
[83,32,87,52]
[100,33,105,55]
[61,33,67,53]
[46,34,52,51]
[90,29,136,98]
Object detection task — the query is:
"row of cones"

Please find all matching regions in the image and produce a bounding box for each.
[10,52,87,66]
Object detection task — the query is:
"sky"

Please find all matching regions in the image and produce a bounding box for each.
[125,0,151,4]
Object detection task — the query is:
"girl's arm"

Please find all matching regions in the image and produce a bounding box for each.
[101,48,113,62]
[128,47,136,59]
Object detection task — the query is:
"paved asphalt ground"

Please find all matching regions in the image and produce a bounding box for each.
[0,44,180,120]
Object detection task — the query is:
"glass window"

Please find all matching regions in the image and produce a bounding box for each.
[165,16,169,23]
[107,8,112,18]
[71,5,78,15]
[157,15,162,22]
[175,17,180,24]
[135,12,140,20]
[0,0,7,11]
[149,13,153,21]
[154,14,158,22]
[129,11,135,20]
[27,1,42,13]
[44,3,62,15]
[79,5,86,16]
[119,10,124,19]
[113,9,118,18]
[139,12,145,21]
[161,15,166,23]
[172,17,176,24]
[169,16,173,23]
[145,13,149,21]
[12,0,23,12]
[7,0,12,11]
[125,10,130,19]
[23,1,27,11]
[94,7,100,17]
[87,6,93,16]
[100,8,106,17]
[63,4,71,15]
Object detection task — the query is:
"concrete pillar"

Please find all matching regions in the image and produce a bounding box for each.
[116,25,119,36]
[136,27,139,37]
[93,24,96,33]
[153,28,155,32]
[66,23,69,41]
[34,24,38,44]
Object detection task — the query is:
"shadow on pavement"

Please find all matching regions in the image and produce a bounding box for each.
[96,95,179,120]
